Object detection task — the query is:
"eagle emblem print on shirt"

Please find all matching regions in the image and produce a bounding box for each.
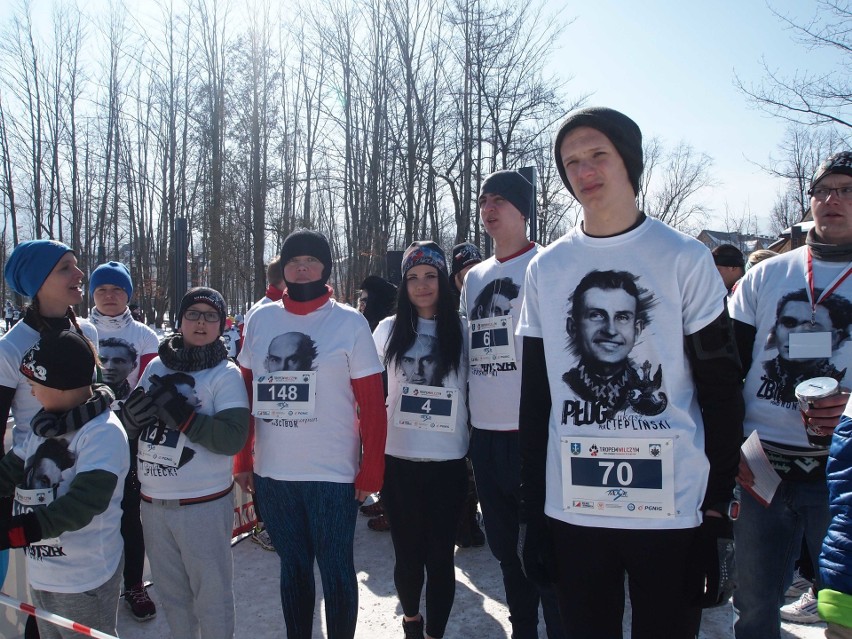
[755,287,851,407]
[469,276,520,377]
[561,270,668,426]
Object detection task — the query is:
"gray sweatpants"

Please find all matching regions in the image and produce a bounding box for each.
[141,494,235,639]
[30,556,123,639]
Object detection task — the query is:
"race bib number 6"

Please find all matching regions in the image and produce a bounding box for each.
[469,316,516,365]
[253,371,317,419]
[561,436,675,519]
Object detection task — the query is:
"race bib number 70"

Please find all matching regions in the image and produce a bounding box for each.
[561,436,675,519]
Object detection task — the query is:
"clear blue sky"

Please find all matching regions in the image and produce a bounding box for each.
[1,1,846,236]
[547,0,848,233]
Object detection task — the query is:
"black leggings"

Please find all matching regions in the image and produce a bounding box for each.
[549,519,702,639]
[120,438,145,588]
[382,455,467,639]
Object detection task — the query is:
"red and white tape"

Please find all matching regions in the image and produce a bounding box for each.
[0,592,119,639]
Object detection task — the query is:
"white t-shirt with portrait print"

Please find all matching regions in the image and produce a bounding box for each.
[460,244,539,431]
[135,357,248,499]
[238,298,384,483]
[13,409,128,593]
[729,245,852,448]
[517,217,726,530]
[373,315,470,461]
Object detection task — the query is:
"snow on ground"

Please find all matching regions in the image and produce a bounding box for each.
[114,513,826,639]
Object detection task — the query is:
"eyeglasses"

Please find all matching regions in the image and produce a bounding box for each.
[809,186,852,201]
[183,310,220,322]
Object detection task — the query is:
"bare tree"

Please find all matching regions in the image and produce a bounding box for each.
[736,1,852,130]
[637,137,715,233]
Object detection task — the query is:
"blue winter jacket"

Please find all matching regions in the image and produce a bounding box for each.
[819,413,852,627]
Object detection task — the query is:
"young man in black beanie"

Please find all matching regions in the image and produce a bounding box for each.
[516,107,744,637]
[460,169,566,639]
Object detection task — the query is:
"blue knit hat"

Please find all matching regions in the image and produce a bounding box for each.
[4,240,73,298]
[401,241,448,277]
[90,261,133,300]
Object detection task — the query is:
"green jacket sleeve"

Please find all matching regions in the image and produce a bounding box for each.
[183,407,250,456]
[32,469,117,538]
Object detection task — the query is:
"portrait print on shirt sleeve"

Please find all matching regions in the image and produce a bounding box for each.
[561,269,667,423]
[756,287,852,407]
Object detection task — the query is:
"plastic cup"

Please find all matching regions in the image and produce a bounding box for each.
[795,377,839,448]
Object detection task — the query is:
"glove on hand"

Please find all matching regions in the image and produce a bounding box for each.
[0,512,42,550]
[694,515,737,608]
[148,379,194,431]
[120,387,158,439]
[517,515,557,589]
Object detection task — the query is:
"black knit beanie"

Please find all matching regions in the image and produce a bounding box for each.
[553,106,644,197]
[280,229,332,302]
[176,286,227,334]
[479,170,533,218]
[21,330,96,390]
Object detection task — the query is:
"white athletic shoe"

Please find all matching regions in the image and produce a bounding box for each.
[780,588,820,624]
[785,567,814,598]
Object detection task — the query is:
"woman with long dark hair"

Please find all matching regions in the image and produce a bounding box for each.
[372,241,469,639]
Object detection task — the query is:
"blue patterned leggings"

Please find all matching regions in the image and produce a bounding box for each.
[254,477,359,639]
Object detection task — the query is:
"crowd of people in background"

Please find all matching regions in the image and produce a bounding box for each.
[0,105,851,639]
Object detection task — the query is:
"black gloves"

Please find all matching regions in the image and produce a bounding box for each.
[120,387,158,439]
[148,379,195,431]
[0,512,43,550]
[694,515,737,608]
[517,511,557,589]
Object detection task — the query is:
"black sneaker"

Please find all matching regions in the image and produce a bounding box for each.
[124,582,157,622]
[402,616,425,639]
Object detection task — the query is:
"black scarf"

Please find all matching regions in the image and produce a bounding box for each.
[158,333,228,372]
[285,279,329,302]
[23,308,72,332]
[807,227,852,262]
[30,384,114,438]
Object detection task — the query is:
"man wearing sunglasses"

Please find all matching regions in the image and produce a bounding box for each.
[729,151,852,637]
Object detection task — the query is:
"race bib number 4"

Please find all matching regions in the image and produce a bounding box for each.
[469,316,516,365]
[14,486,60,546]
[253,371,316,419]
[561,436,675,519]
[395,384,458,432]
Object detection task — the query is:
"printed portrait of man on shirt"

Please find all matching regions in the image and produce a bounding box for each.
[562,269,666,419]
[757,287,852,406]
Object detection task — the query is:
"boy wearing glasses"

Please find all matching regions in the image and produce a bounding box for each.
[120,286,249,639]
[729,151,852,637]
